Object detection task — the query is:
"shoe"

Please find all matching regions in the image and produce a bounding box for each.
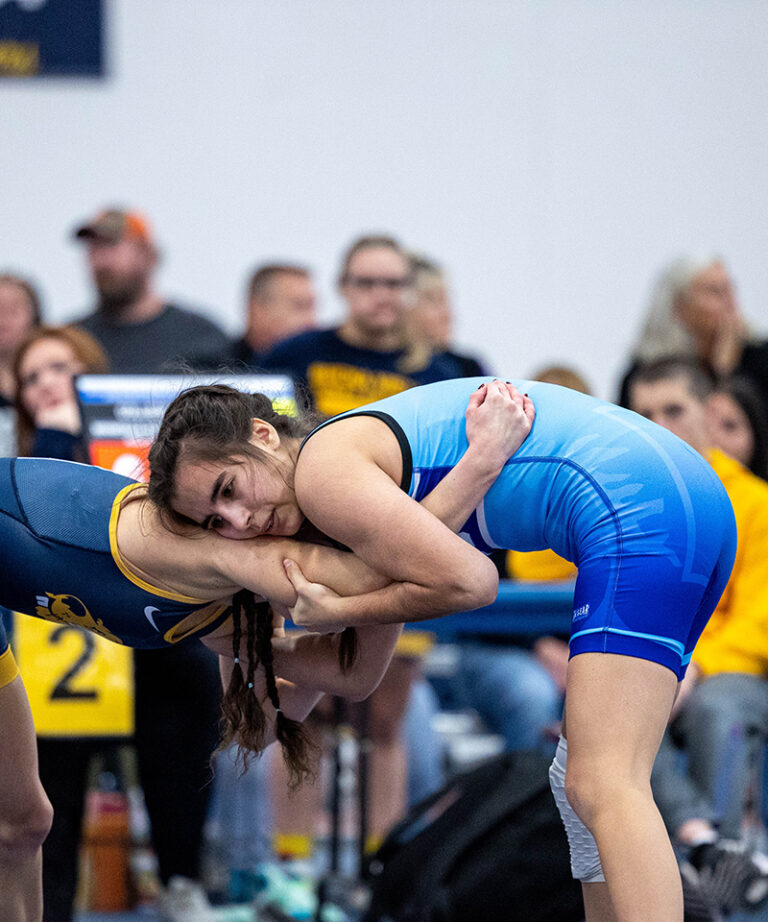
[688,840,768,915]
[157,876,211,922]
[680,861,724,922]
[251,862,350,921]
[158,876,255,922]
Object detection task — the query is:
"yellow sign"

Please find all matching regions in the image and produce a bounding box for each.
[14,615,134,737]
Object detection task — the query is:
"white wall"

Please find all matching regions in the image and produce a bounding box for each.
[2,0,767,399]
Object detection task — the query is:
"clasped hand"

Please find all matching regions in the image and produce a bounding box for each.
[465,379,535,472]
[282,558,348,634]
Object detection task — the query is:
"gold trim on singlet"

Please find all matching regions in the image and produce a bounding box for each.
[0,647,20,689]
[162,602,231,644]
[108,483,210,604]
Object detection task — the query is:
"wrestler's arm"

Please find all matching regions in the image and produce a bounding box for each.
[418,382,534,531]
[288,382,534,628]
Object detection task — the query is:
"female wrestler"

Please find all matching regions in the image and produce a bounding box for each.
[152,377,736,922]
[0,380,524,922]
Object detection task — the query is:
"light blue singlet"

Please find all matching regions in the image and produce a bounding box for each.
[308,378,737,679]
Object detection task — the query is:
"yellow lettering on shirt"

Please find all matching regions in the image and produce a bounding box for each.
[308,364,414,416]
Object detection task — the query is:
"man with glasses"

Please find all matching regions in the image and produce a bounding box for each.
[261,234,455,415]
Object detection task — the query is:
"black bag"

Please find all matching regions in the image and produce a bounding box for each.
[362,750,584,922]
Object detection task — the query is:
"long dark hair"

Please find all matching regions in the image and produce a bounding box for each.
[221,591,315,786]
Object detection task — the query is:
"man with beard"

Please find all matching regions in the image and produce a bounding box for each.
[70,208,229,371]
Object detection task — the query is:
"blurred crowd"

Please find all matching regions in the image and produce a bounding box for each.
[2,206,768,922]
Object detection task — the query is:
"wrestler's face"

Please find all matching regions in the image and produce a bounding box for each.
[628,376,710,454]
[171,422,304,540]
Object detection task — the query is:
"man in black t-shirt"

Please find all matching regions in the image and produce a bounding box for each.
[69,207,229,371]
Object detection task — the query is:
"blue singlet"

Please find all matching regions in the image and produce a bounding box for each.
[308,377,737,679]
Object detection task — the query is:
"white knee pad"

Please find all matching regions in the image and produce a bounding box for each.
[549,735,605,883]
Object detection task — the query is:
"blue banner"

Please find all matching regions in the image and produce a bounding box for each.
[0,0,104,77]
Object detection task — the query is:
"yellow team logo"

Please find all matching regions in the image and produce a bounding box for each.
[35,593,123,645]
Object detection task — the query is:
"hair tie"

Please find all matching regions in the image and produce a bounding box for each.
[247,681,254,689]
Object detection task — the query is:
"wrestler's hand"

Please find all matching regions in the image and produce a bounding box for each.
[465,379,535,474]
[282,558,349,634]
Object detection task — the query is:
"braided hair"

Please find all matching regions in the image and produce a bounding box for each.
[221,590,315,787]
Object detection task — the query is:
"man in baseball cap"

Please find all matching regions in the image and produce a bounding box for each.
[69,205,229,372]
[73,208,154,246]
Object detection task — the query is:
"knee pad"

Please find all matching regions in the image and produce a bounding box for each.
[549,735,605,883]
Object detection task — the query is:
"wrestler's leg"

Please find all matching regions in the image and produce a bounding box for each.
[0,671,54,922]
[564,653,680,922]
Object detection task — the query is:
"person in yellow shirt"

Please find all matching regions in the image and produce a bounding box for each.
[628,356,768,917]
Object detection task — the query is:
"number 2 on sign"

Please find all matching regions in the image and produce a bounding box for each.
[14,613,134,736]
[48,625,98,701]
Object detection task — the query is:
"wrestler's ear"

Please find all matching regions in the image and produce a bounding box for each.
[250,418,280,450]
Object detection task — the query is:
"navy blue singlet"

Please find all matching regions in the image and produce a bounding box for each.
[0,458,230,654]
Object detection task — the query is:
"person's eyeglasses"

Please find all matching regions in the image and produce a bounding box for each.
[343,276,412,291]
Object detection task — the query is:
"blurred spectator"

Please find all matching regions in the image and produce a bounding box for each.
[532,363,593,395]
[13,325,113,922]
[0,272,42,453]
[15,325,107,460]
[627,356,768,913]
[70,207,229,371]
[408,253,488,377]
[230,263,317,366]
[262,234,456,414]
[708,376,768,481]
[617,255,768,419]
[67,207,223,901]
